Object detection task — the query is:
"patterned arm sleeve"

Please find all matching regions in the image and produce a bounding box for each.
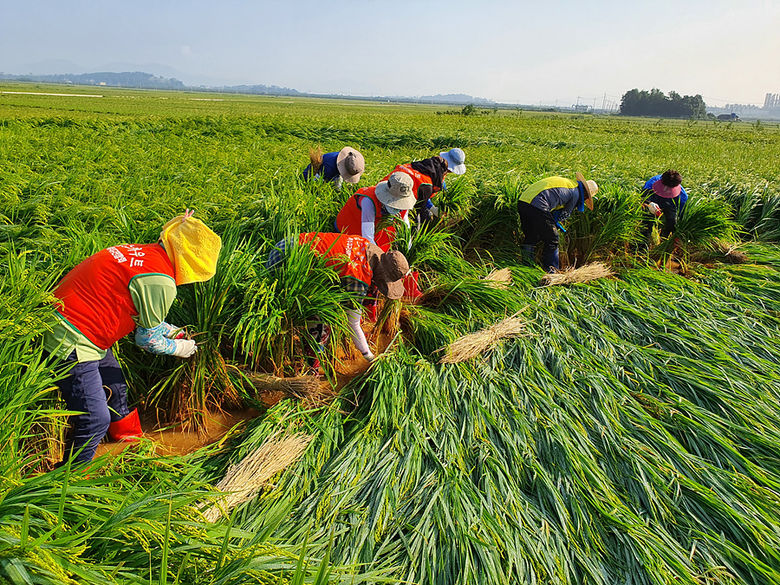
[135,323,178,355]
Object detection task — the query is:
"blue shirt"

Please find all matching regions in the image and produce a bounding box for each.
[303,151,340,182]
[643,175,688,212]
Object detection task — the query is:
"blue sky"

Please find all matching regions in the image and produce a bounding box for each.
[2,0,778,107]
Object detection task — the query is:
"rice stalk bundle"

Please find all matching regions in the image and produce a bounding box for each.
[241,371,321,399]
[539,261,614,286]
[202,432,312,522]
[484,267,512,288]
[440,314,527,363]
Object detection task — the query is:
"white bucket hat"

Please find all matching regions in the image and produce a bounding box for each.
[439,148,466,175]
[375,172,416,210]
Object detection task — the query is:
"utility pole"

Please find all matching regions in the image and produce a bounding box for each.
[602,92,606,111]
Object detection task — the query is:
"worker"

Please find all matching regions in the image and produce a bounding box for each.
[43,211,222,465]
[335,171,416,252]
[303,146,365,190]
[641,169,688,241]
[381,148,467,223]
[517,173,597,271]
[266,232,408,368]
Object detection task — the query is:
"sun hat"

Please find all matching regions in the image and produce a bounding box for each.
[336,147,365,183]
[575,172,598,211]
[439,148,466,175]
[375,172,417,210]
[367,244,409,300]
[652,180,682,199]
[159,210,222,285]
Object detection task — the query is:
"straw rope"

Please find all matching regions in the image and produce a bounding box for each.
[440,313,527,364]
[539,262,614,286]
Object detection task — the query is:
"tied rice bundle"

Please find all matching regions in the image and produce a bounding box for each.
[440,314,526,364]
[540,262,614,286]
[242,372,320,400]
[202,432,312,522]
[485,267,512,288]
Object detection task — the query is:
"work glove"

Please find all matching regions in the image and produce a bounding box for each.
[172,339,198,358]
[362,350,376,363]
[647,202,662,217]
[429,204,440,219]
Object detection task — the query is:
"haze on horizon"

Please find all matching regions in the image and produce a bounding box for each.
[2,0,778,108]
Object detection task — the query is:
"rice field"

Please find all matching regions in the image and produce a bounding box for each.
[1,82,780,584]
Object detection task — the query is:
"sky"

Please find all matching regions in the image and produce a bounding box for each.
[2,0,779,108]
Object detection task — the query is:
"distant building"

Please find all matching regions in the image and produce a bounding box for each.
[764,93,780,109]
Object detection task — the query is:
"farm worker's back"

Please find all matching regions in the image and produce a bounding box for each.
[44,212,222,465]
[336,171,416,252]
[517,173,597,272]
[303,147,365,190]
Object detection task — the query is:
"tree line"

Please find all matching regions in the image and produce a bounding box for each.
[620,88,707,119]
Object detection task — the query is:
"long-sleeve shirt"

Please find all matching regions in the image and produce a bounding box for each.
[519,177,583,222]
[643,175,688,213]
[44,273,178,362]
[303,151,342,188]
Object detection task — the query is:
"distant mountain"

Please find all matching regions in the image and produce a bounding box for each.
[416,93,495,105]
[212,84,302,96]
[0,71,185,90]
[0,70,493,106]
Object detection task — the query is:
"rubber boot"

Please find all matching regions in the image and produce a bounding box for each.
[107,408,143,442]
[542,246,560,273]
[521,245,536,266]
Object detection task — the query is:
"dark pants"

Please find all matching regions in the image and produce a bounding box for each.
[54,348,130,464]
[518,201,560,271]
[642,194,679,240]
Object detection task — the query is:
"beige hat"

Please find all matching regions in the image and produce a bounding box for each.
[367,244,409,300]
[336,147,365,183]
[375,172,416,210]
[575,172,598,210]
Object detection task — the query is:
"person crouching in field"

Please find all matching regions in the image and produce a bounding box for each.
[335,172,417,315]
[381,148,467,225]
[43,211,221,465]
[517,173,597,272]
[641,170,688,245]
[303,146,365,190]
[266,232,408,370]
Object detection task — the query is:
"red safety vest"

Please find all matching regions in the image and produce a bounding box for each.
[382,164,442,199]
[298,233,373,286]
[53,243,175,349]
[335,186,405,252]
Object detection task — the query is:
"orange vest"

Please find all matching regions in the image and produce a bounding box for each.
[335,186,405,252]
[53,244,175,350]
[298,233,373,286]
[382,164,442,199]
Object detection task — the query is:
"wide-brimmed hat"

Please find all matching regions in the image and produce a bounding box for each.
[159,210,222,285]
[367,244,409,300]
[652,180,681,199]
[439,148,466,175]
[575,172,598,211]
[375,172,416,210]
[336,147,365,183]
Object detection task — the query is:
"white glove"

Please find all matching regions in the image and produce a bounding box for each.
[429,204,440,219]
[646,202,662,217]
[172,339,198,358]
[362,351,376,363]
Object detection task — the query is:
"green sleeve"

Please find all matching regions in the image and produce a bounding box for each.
[128,274,177,329]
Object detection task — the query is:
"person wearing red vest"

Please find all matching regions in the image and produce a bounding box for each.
[335,171,417,252]
[43,212,222,464]
[381,148,467,223]
[266,232,408,367]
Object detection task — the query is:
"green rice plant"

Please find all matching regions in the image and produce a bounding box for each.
[234,235,356,378]
[563,184,644,263]
[653,195,741,256]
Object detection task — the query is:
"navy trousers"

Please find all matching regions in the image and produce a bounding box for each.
[55,348,130,464]
[518,202,560,271]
